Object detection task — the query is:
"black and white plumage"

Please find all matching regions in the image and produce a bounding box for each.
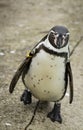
[9,26,73,123]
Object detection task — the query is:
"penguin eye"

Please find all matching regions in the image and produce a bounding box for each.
[54,32,59,37]
[62,34,66,39]
[55,32,58,35]
[63,33,69,39]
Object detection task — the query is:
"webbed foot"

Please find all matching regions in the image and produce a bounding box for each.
[20,90,32,105]
[47,103,62,123]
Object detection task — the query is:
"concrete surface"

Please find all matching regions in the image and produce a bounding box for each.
[0,0,83,130]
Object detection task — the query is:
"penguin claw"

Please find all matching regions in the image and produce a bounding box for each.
[47,103,62,123]
[20,90,32,105]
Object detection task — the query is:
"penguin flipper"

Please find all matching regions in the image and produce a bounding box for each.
[9,57,32,93]
[66,62,73,104]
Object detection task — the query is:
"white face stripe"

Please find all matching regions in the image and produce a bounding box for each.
[66,32,70,35]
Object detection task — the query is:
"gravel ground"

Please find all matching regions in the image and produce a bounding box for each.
[0,0,83,130]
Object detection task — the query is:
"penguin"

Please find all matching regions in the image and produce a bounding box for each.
[9,25,73,123]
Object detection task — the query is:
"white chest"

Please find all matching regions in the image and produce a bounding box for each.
[25,50,66,102]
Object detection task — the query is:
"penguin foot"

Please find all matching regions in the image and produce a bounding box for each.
[20,90,32,105]
[47,103,62,123]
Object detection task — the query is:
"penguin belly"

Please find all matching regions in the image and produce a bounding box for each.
[24,50,66,102]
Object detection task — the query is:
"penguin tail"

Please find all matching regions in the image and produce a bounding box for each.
[9,57,31,93]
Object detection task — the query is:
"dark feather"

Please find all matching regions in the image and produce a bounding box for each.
[67,62,73,104]
[9,57,32,93]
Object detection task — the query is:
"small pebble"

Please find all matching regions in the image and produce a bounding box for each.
[0,52,5,56]
[21,39,26,43]
[10,50,15,54]
[5,123,11,126]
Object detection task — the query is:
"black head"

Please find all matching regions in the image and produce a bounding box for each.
[48,26,69,49]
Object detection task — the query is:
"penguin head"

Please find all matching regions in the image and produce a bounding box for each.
[48,26,69,49]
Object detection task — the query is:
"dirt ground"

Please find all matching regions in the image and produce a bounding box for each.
[0,0,83,130]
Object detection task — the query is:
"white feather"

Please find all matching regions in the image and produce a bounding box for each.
[25,49,66,102]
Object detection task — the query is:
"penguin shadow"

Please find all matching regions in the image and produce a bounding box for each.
[38,101,50,111]
[36,101,54,117]
[22,100,51,117]
[22,99,49,111]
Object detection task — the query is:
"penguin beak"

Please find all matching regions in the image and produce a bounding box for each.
[56,36,63,48]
